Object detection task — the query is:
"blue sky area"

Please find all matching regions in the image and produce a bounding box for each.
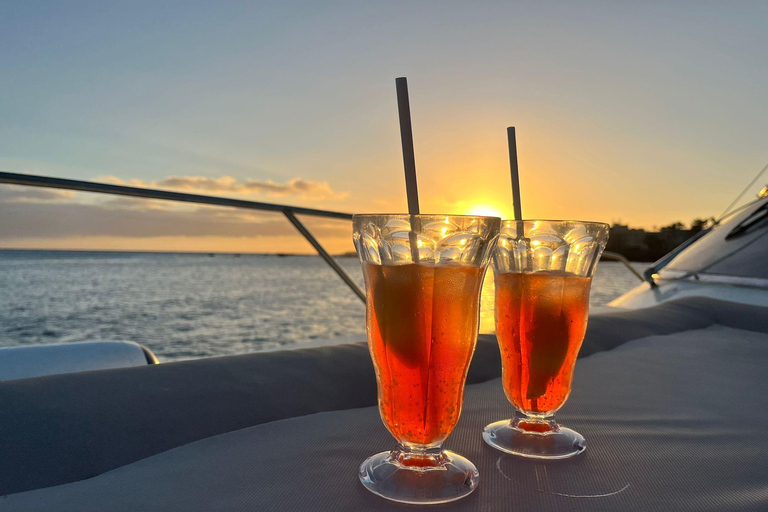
[1,1,767,252]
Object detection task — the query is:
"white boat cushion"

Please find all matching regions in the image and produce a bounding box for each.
[0,341,150,381]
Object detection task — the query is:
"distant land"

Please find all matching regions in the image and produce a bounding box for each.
[0,218,714,262]
[607,218,714,262]
[0,248,342,258]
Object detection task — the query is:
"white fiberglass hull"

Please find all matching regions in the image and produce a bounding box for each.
[609,279,768,310]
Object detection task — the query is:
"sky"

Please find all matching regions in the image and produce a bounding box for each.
[1,1,767,254]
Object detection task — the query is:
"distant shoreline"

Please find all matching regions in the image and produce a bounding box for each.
[0,248,360,258]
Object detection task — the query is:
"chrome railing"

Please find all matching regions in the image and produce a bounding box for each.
[600,251,645,282]
[0,171,366,302]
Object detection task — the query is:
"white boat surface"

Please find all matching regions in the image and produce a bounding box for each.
[0,340,157,382]
[610,193,768,309]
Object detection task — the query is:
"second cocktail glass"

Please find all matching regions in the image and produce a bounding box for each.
[353,214,500,505]
[483,220,608,459]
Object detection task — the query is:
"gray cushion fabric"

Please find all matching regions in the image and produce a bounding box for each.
[0,338,499,496]
[4,324,768,511]
[581,296,768,356]
[1,297,767,497]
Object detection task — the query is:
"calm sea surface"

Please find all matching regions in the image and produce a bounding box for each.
[0,251,647,361]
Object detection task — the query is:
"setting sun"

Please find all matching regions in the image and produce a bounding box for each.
[465,204,508,220]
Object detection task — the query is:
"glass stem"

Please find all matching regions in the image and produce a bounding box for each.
[514,412,559,434]
[395,444,446,468]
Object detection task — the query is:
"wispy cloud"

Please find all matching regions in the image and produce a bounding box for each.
[0,184,350,241]
[0,198,350,239]
[98,175,349,200]
[0,186,76,203]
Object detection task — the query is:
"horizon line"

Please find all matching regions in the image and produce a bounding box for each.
[0,248,359,257]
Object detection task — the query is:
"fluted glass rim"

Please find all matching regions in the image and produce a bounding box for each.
[500,219,610,230]
[500,219,609,244]
[353,213,502,221]
[353,213,501,267]
[494,218,609,278]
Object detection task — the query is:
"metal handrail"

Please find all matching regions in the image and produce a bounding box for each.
[283,211,365,301]
[640,228,711,287]
[0,172,352,219]
[601,251,645,282]
[0,171,366,302]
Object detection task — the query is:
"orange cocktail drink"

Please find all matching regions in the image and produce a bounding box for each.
[365,263,484,447]
[483,219,608,460]
[354,214,499,505]
[495,271,591,416]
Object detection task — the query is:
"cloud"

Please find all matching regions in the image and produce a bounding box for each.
[0,178,351,245]
[99,196,177,211]
[0,197,350,240]
[0,186,76,203]
[98,175,349,200]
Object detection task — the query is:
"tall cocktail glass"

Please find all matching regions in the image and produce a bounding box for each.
[483,220,608,459]
[353,214,500,505]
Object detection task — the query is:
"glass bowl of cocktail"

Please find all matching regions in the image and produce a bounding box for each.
[353,214,500,504]
[483,219,608,459]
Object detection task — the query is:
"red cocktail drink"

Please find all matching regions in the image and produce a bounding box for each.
[354,214,499,504]
[495,271,591,416]
[483,219,608,459]
[365,263,484,447]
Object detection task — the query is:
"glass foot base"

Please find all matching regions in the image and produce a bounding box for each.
[359,447,479,505]
[483,418,586,459]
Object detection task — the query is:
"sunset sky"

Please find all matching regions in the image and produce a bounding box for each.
[2,1,767,254]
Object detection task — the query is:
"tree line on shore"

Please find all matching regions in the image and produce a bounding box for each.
[607,218,715,262]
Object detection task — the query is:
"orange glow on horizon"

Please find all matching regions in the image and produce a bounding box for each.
[464,204,509,220]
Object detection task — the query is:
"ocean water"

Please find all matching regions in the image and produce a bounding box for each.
[0,251,647,362]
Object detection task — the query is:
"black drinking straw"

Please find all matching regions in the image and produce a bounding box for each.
[396,77,420,215]
[396,77,421,263]
[507,127,523,220]
[397,79,432,428]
